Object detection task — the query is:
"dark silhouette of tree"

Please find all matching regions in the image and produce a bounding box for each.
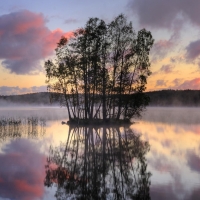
[44,126,151,200]
[45,14,154,124]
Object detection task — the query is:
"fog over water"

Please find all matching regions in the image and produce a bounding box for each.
[141,106,200,124]
[0,106,68,121]
[1,105,199,124]
[0,106,200,199]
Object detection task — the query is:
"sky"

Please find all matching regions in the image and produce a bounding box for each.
[0,0,200,95]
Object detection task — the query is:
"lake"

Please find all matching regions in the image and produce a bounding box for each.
[0,107,200,200]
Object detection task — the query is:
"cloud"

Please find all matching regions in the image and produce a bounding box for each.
[0,139,46,200]
[170,55,184,63]
[0,10,73,74]
[153,64,176,75]
[0,85,47,95]
[185,39,200,61]
[175,78,200,90]
[151,39,174,61]
[151,24,182,61]
[172,78,183,87]
[64,18,78,24]
[156,80,167,87]
[128,0,200,29]
[160,64,175,74]
[128,0,200,66]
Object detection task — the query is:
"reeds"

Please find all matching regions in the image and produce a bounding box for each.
[0,117,46,141]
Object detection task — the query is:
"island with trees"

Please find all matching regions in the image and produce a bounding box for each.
[44,14,154,125]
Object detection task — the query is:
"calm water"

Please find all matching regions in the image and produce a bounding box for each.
[0,107,200,200]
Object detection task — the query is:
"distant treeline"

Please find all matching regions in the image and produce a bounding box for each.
[1,90,200,106]
[147,90,200,106]
[0,92,53,106]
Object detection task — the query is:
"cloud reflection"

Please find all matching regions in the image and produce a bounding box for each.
[131,112,200,200]
[0,139,46,200]
[187,150,200,173]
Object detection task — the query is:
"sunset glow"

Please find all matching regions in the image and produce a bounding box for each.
[0,0,200,95]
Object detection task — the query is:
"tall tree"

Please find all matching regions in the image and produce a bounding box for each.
[45,14,154,124]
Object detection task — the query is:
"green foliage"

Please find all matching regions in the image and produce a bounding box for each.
[45,14,154,123]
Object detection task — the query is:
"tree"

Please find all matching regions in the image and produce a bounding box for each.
[45,14,154,124]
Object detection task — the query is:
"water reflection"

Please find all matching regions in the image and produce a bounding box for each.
[0,139,46,200]
[0,117,46,142]
[44,126,151,200]
[1,107,200,199]
[0,117,47,200]
[131,120,200,200]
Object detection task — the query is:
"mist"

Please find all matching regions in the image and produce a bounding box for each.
[0,105,68,121]
[141,106,200,125]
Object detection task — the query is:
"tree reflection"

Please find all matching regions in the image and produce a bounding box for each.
[0,117,46,141]
[45,126,151,200]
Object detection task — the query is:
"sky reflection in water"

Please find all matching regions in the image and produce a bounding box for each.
[0,107,200,199]
[133,107,200,199]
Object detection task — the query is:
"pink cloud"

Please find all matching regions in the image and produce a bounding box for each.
[0,139,46,200]
[43,28,73,57]
[14,180,43,198]
[176,78,200,90]
[0,10,73,74]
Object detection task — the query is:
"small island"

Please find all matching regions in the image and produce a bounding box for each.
[45,14,154,125]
